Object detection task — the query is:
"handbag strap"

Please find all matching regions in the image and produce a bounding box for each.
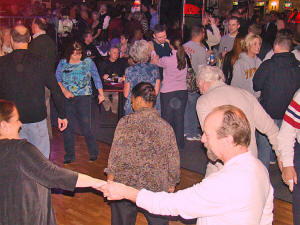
[185,54,192,69]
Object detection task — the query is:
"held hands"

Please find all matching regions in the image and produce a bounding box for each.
[100,181,128,200]
[91,179,107,190]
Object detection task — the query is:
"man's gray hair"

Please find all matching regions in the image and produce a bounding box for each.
[129,40,150,63]
[196,65,225,84]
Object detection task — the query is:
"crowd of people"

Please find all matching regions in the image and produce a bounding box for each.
[0,1,300,225]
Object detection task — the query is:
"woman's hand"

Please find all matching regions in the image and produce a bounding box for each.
[63,90,74,99]
[98,95,105,104]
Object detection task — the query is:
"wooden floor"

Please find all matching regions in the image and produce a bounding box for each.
[50,129,294,225]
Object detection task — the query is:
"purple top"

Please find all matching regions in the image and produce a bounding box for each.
[157,50,187,93]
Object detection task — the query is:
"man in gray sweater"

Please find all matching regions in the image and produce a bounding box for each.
[196,66,279,175]
[218,17,240,58]
[183,26,209,141]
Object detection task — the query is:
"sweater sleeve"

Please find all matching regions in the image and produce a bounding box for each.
[44,59,66,119]
[156,56,168,68]
[165,127,180,186]
[19,142,78,190]
[206,24,221,47]
[231,62,243,89]
[90,59,103,89]
[55,60,64,82]
[277,90,300,167]
[104,118,126,176]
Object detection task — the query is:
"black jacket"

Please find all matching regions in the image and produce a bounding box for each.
[29,34,57,73]
[253,52,300,119]
[0,49,66,123]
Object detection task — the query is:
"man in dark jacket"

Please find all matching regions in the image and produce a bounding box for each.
[30,17,57,72]
[0,25,67,159]
[253,35,300,169]
[29,17,57,139]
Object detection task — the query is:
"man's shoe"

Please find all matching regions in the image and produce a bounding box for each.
[63,159,74,164]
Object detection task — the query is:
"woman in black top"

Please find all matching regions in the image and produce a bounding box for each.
[0,100,105,225]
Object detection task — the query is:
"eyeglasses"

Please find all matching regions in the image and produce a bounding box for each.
[72,51,82,56]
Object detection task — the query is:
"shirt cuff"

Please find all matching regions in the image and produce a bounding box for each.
[136,189,149,208]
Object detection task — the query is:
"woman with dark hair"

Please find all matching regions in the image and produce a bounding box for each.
[222,33,246,84]
[0,99,105,225]
[152,38,188,149]
[55,41,105,164]
[91,11,102,43]
[105,82,180,225]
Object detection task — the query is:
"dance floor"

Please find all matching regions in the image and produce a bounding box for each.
[50,129,293,225]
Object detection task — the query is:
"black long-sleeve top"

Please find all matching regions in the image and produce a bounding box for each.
[0,139,78,225]
[0,49,66,123]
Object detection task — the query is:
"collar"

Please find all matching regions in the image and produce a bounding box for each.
[205,80,226,94]
[134,107,158,115]
[224,152,250,167]
[32,31,46,39]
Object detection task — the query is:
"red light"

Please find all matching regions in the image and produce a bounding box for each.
[288,11,300,24]
[184,4,200,15]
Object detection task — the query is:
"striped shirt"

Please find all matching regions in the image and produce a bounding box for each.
[278,88,300,167]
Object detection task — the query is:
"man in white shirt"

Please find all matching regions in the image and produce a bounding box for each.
[100,105,274,225]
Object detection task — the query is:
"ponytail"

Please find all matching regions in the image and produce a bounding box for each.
[171,38,186,70]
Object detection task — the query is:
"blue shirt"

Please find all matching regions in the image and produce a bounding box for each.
[150,12,158,31]
[124,62,160,115]
[56,57,103,96]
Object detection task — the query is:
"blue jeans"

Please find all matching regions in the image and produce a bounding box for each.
[256,119,282,170]
[184,92,200,138]
[160,90,188,149]
[293,142,300,225]
[19,119,50,158]
[63,96,98,161]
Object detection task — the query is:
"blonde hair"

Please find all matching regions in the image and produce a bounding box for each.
[241,34,262,52]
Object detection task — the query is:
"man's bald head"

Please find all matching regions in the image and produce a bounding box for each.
[11,25,31,43]
[208,105,251,147]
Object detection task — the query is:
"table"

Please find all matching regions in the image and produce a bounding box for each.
[102,81,124,127]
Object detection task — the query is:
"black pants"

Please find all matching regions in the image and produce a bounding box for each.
[62,96,98,160]
[160,90,188,149]
[111,200,169,225]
